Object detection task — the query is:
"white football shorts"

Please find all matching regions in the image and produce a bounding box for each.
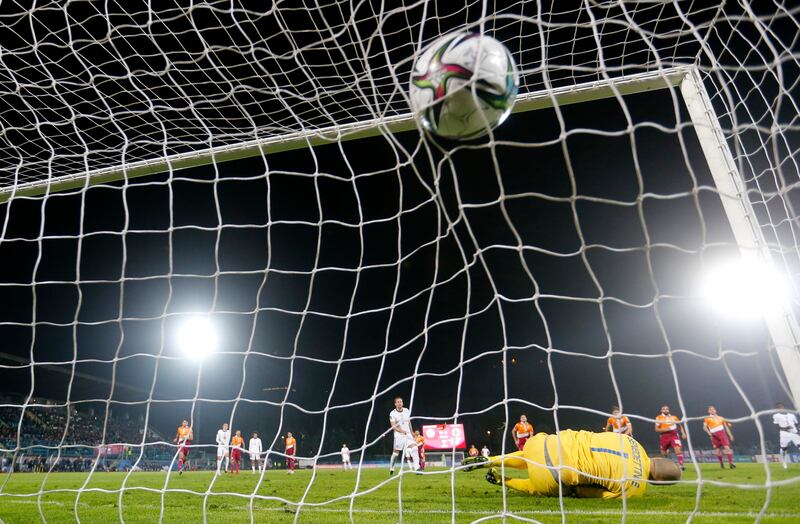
[780,431,800,449]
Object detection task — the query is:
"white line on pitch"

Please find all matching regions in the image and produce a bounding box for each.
[2,499,800,519]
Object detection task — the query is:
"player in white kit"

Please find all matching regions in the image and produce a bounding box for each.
[249,432,263,473]
[773,402,800,469]
[215,423,231,475]
[389,396,419,474]
[341,444,353,470]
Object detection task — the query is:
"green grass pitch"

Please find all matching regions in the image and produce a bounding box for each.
[0,464,798,523]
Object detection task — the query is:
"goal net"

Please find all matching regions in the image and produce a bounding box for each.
[0,1,799,522]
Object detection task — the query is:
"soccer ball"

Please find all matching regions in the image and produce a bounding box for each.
[410,32,519,140]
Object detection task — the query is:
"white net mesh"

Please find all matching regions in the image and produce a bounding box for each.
[0,1,799,522]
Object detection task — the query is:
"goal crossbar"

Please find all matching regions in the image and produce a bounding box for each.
[0,67,689,203]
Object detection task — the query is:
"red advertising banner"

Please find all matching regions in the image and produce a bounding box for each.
[95,445,125,456]
[421,424,466,450]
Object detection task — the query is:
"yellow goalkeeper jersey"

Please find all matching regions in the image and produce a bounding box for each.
[521,430,650,499]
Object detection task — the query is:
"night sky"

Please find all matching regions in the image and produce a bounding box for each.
[0,1,798,460]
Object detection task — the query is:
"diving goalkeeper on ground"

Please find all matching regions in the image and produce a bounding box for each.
[462,429,680,498]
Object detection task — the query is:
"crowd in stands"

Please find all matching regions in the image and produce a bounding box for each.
[5,455,96,472]
[3,452,171,473]
[0,398,174,472]
[0,402,154,446]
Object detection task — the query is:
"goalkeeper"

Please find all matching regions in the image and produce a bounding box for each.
[462,429,680,499]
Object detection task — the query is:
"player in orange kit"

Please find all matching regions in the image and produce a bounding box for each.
[703,405,735,469]
[230,430,245,474]
[414,430,426,471]
[512,415,534,451]
[605,406,633,436]
[285,432,297,474]
[654,405,686,470]
[173,419,193,476]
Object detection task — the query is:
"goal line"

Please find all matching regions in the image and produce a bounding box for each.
[5,498,800,520]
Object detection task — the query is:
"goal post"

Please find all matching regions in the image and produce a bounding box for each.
[679,68,800,410]
[422,451,465,468]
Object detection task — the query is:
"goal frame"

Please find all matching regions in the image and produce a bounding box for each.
[3,65,798,407]
[0,68,688,201]
[679,68,800,410]
[422,451,466,468]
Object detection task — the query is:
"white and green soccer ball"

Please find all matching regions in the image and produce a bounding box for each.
[410,32,519,140]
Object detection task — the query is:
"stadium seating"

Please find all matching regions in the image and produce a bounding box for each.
[0,398,172,471]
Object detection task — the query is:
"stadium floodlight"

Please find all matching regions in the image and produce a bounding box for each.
[177,316,218,359]
[701,259,789,319]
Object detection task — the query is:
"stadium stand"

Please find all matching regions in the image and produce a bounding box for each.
[0,398,173,472]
